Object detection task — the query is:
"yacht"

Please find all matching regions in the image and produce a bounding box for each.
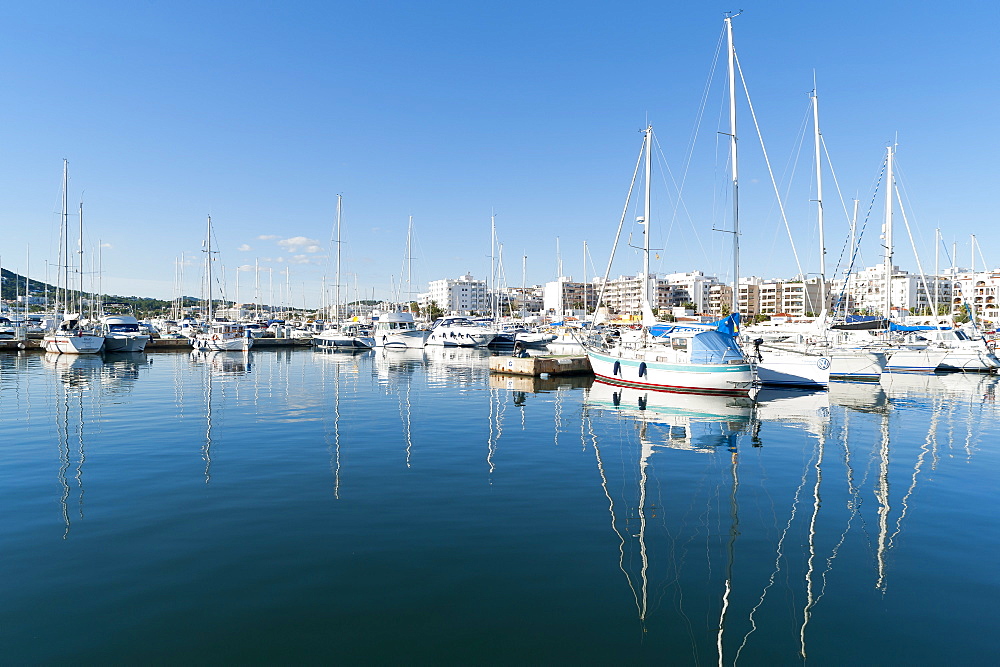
[313,322,376,351]
[191,321,253,352]
[372,311,429,349]
[425,316,496,347]
[99,314,151,352]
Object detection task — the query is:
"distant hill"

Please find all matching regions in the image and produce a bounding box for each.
[0,267,194,314]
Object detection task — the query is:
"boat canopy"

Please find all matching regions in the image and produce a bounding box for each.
[887,323,949,332]
[689,330,746,364]
[649,313,741,338]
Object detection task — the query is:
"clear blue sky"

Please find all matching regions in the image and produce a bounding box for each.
[1,1,996,306]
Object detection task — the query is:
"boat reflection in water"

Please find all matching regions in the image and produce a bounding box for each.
[577,375,946,662]
[190,349,252,376]
[587,379,753,452]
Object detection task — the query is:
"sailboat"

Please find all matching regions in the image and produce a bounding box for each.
[583,125,753,396]
[372,216,429,349]
[191,215,252,352]
[314,195,376,351]
[43,160,104,355]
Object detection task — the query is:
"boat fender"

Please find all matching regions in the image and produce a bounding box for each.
[212,334,220,341]
[987,340,996,352]
[638,362,647,378]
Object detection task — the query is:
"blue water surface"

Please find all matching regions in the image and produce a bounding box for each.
[1,348,997,664]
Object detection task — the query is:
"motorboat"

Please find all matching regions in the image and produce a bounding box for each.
[99,314,151,352]
[191,321,253,352]
[425,316,496,347]
[313,322,376,351]
[372,311,429,349]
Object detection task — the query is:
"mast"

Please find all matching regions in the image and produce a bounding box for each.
[726,13,740,315]
[812,84,827,315]
[934,228,940,318]
[883,146,894,319]
[78,199,84,318]
[521,254,527,320]
[61,159,69,318]
[205,215,214,322]
[336,194,343,322]
[643,125,653,321]
[491,211,497,319]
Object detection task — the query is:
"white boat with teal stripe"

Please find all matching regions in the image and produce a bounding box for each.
[588,324,753,396]
[584,125,753,397]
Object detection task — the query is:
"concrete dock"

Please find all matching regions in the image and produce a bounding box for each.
[489,354,593,377]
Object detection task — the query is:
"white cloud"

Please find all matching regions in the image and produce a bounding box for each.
[258,234,280,241]
[100,242,113,249]
[237,243,252,252]
[290,254,319,265]
[305,245,323,254]
[237,264,256,272]
[278,236,322,252]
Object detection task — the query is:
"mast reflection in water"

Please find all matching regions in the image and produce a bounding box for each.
[0,349,997,664]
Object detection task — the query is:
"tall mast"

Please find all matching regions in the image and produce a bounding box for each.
[205,215,214,322]
[883,146,894,319]
[406,215,413,307]
[336,194,342,321]
[726,13,740,315]
[583,240,588,317]
[934,228,940,318]
[643,125,652,317]
[811,84,827,315]
[490,211,497,319]
[78,200,84,318]
[521,254,527,320]
[62,159,69,317]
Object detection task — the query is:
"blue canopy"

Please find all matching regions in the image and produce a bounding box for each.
[887,323,948,332]
[649,312,741,339]
[690,330,746,364]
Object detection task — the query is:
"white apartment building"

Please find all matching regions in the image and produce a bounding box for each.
[591,272,721,318]
[838,265,955,319]
[493,285,543,317]
[543,277,597,318]
[419,273,488,316]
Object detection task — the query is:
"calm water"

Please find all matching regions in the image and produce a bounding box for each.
[1,348,998,664]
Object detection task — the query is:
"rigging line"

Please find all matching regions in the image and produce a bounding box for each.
[820,135,856,239]
[589,413,645,621]
[893,179,935,312]
[831,162,885,314]
[665,28,727,271]
[733,444,816,664]
[735,52,805,279]
[887,408,937,549]
[593,133,645,315]
[650,132,700,269]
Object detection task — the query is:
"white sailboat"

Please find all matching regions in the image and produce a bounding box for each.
[43,160,104,355]
[191,215,252,352]
[583,124,753,396]
[313,195,375,351]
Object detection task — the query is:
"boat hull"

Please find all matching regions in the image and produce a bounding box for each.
[885,349,949,373]
[313,335,375,350]
[829,349,887,381]
[103,334,150,353]
[192,336,252,352]
[752,350,831,388]
[373,331,429,349]
[43,334,104,354]
[587,349,753,396]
